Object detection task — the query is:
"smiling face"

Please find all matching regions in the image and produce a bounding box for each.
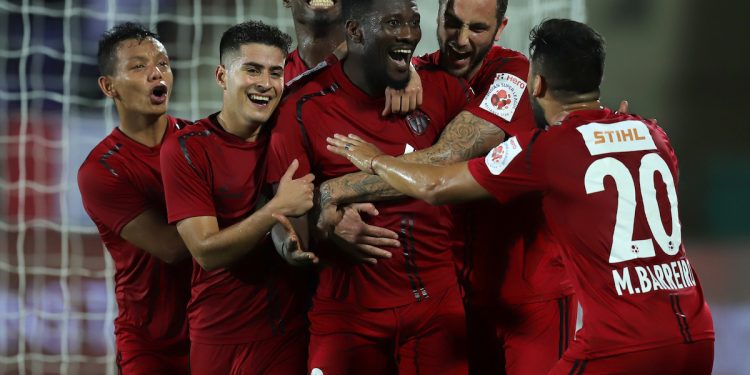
[217,43,285,131]
[103,37,172,116]
[437,0,503,80]
[284,0,341,27]
[358,0,421,90]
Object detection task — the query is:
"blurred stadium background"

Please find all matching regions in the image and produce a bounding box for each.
[0,0,747,374]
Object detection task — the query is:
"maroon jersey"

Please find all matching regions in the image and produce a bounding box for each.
[285,49,339,88]
[160,113,305,345]
[467,108,714,359]
[415,46,573,305]
[77,115,192,352]
[268,61,470,309]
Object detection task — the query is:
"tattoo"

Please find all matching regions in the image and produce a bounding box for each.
[410,111,505,165]
[327,110,506,205]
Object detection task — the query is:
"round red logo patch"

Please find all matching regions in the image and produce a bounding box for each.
[491,89,512,110]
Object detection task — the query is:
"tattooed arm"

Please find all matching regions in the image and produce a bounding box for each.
[320,110,505,207]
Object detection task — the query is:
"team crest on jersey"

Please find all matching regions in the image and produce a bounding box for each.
[485,136,522,175]
[479,73,526,123]
[405,110,430,135]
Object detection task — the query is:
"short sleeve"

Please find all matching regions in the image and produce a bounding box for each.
[160,134,216,224]
[464,58,536,137]
[266,103,313,184]
[467,130,548,203]
[77,162,148,235]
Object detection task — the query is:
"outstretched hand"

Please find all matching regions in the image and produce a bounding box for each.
[330,203,397,265]
[272,213,319,266]
[326,134,384,174]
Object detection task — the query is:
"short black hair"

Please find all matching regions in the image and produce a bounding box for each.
[97,22,159,76]
[529,18,605,98]
[341,0,377,22]
[219,20,292,64]
[439,0,508,23]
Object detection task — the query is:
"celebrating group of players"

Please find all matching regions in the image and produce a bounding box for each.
[77,0,715,374]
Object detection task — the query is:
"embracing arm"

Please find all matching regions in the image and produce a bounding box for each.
[120,209,190,264]
[368,156,490,205]
[177,160,314,271]
[176,206,279,272]
[321,110,504,206]
[327,135,492,205]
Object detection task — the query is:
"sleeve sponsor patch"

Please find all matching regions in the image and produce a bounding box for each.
[479,73,526,122]
[484,136,522,175]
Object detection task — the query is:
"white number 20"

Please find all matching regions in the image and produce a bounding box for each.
[585,153,681,263]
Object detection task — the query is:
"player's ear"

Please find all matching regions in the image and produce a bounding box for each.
[97,76,116,98]
[345,19,363,45]
[530,73,546,98]
[215,64,227,90]
[495,16,508,41]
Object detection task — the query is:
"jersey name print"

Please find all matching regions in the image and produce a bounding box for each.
[577,120,656,155]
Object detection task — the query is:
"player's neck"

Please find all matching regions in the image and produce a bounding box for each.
[342,57,384,98]
[295,27,345,68]
[118,111,169,147]
[216,111,262,142]
[547,94,602,125]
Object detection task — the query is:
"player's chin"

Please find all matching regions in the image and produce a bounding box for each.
[385,72,409,91]
[247,110,274,125]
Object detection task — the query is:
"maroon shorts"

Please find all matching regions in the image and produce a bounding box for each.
[549,339,714,375]
[308,284,468,375]
[117,345,190,375]
[189,329,308,375]
[467,294,578,375]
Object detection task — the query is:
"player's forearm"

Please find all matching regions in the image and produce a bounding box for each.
[120,210,190,264]
[320,172,404,207]
[153,230,192,264]
[184,208,277,272]
[368,156,447,205]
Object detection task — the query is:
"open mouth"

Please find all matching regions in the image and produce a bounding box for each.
[150,84,168,104]
[387,48,413,70]
[446,45,472,66]
[248,94,271,106]
[306,0,335,10]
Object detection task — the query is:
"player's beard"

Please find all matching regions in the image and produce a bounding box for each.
[531,96,548,129]
[363,58,409,92]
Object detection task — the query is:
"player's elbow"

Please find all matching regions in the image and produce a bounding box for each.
[417,179,448,206]
[193,254,220,272]
[159,248,190,265]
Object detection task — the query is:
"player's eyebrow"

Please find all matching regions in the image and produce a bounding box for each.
[444,9,491,29]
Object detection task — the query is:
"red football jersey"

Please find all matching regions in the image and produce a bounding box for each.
[77,115,192,352]
[285,48,339,88]
[415,46,573,305]
[160,114,305,345]
[267,61,470,309]
[467,108,714,359]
